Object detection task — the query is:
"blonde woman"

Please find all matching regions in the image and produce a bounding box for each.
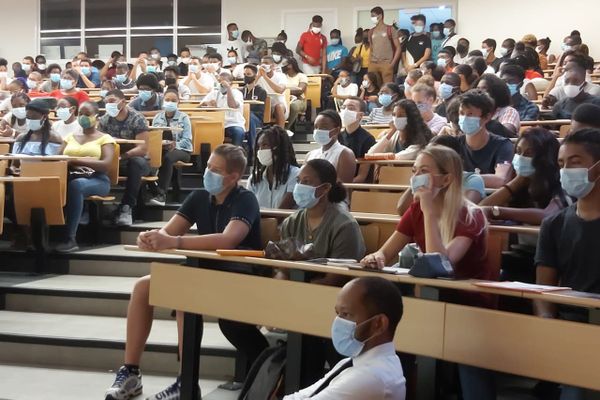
[361,144,498,400]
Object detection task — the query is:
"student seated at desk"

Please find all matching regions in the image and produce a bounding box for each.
[282,57,308,131]
[570,103,600,132]
[475,74,520,137]
[456,90,514,188]
[112,63,137,93]
[0,93,30,138]
[367,99,432,160]
[534,129,600,400]
[52,96,83,139]
[411,83,448,135]
[247,126,299,208]
[396,135,486,215]
[182,56,215,95]
[359,71,381,114]
[338,97,376,183]
[162,66,191,100]
[99,89,150,226]
[361,145,498,400]
[49,69,90,105]
[367,82,403,125]
[200,71,246,146]
[256,55,288,128]
[332,69,359,104]
[104,145,263,400]
[551,56,600,120]
[39,63,62,93]
[55,101,115,252]
[12,99,62,156]
[239,64,267,155]
[306,110,356,183]
[147,89,193,206]
[128,73,163,114]
[284,277,406,400]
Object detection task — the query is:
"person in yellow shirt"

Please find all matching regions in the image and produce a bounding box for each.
[56,101,115,252]
[351,28,371,84]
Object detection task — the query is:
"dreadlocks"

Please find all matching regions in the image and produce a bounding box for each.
[250,126,299,188]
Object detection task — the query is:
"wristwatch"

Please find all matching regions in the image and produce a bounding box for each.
[492,206,501,218]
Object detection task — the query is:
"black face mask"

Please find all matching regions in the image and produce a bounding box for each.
[281,65,290,74]
[244,75,255,85]
[165,77,177,86]
[362,37,369,45]
[457,44,468,54]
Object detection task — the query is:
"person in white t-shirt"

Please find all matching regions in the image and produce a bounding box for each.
[282,57,308,131]
[182,56,216,95]
[225,23,247,63]
[411,83,447,135]
[256,56,288,127]
[0,92,30,138]
[51,97,83,139]
[200,72,246,146]
[332,69,359,108]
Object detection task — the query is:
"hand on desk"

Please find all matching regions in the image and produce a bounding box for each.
[137,229,177,251]
[361,251,386,270]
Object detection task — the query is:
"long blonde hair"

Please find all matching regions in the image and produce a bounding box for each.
[419,145,485,245]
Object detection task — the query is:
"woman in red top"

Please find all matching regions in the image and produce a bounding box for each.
[361,144,498,400]
[49,69,90,105]
[361,144,498,308]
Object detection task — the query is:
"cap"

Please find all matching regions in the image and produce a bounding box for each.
[26,98,51,114]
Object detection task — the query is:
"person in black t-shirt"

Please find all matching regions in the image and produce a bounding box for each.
[456,90,514,188]
[104,144,265,400]
[481,38,502,72]
[404,14,432,72]
[338,97,376,182]
[534,129,600,399]
[239,64,267,156]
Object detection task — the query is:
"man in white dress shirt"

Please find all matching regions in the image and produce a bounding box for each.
[284,276,406,400]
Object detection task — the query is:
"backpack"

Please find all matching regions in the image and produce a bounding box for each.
[238,342,287,400]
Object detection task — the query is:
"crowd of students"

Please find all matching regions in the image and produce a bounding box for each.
[0,8,599,400]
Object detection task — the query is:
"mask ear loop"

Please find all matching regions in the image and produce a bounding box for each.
[353,314,382,343]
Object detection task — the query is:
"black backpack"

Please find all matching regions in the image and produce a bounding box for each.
[238,342,286,400]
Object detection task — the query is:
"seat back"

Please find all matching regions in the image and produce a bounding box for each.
[306,76,322,108]
[260,217,280,248]
[146,130,163,169]
[350,190,400,214]
[559,124,571,138]
[0,143,10,154]
[378,166,413,185]
[20,160,68,206]
[191,115,225,155]
[13,176,65,225]
[108,143,120,185]
[359,224,380,254]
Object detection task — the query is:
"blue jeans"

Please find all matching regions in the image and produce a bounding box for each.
[247,113,262,153]
[458,364,496,400]
[225,126,245,146]
[65,173,110,239]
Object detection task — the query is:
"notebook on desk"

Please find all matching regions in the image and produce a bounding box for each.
[473,281,571,293]
[308,259,410,275]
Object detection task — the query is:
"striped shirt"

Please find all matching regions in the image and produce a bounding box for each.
[367,107,394,125]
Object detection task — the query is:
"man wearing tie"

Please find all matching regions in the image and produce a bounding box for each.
[284,276,406,399]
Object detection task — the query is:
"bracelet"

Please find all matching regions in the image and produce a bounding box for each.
[176,235,182,249]
[502,184,514,196]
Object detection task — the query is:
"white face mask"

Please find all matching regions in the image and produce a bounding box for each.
[563,83,583,98]
[394,117,408,131]
[371,16,379,24]
[481,48,489,58]
[361,80,370,89]
[311,26,321,34]
[257,149,273,166]
[340,109,359,127]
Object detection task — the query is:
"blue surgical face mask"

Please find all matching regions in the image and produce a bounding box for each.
[459,115,481,136]
[293,183,321,209]
[114,74,127,83]
[105,102,121,118]
[313,129,332,146]
[437,58,447,68]
[331,316,376,358]
[378,93,393,107]
[146,66,156,73]
[507,83,519,96]
[139,90,153,102]
[560,163,599,199]
[56,107,72,121]
[26,79,37,90]
[413,25,424,34]
[26,118,44,131]
[60,79,74,90]
[50,73,61,83]
[330,38,340,45]
[410,173,430,194]
[203,169,225,195]
[231,30,240,39]
[163,101,178,113]
[81,67,91,76]
[439,83,454,100]
[512,154,535,177]
[417,102,431,112]
[432,31,441,39]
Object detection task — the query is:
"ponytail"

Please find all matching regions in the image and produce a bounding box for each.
[328,181,347,203]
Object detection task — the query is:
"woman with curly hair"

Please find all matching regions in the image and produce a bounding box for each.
[367,99,433,159]
[247,125,300,208]
[475,73,520,136]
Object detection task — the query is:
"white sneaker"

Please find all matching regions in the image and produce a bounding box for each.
[114,205,133,226]
[146,377,201,400]
[105,366,143,400]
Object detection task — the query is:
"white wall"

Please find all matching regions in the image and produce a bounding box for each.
[0,0,597,65]
[0,0,38,63]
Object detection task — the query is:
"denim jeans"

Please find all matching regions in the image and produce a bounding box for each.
[65,173,110,239]
[119,156,151,206]
[225,126,245,146]
[458,364,496,400]
[157,149,191,192]
[247,112,262,154]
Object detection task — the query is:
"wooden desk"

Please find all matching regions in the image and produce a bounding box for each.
[0,137,15,144]
[357,159,415,166]
[521,119,570,126]
[0,155,74,161]
[142,253,600,399]
[114,139,145,145]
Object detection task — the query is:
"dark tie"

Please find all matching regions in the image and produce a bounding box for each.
[309,359,353,397]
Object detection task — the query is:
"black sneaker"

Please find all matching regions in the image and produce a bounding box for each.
[54,239,79,253]
[105,365,143,400]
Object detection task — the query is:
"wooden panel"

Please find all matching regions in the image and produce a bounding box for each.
[0,182,4,234]
[378,166,413,185]
[191,120,225,156]
[108,143,120,185]
[359,224,380,254]
[0,143,10,154]
[149,263,445,358]
[146,130,163,169]
[20,160,67,206]
[306,76,322,108]
[351,191,400,214]
[487,230,508,273]
[13,177,64,225]
[559,124,571,138]
[444,304,600,390]
[260,217,280,249]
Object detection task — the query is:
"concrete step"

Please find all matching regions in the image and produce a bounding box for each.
[0,363,238,400]
[0,310,236,376]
